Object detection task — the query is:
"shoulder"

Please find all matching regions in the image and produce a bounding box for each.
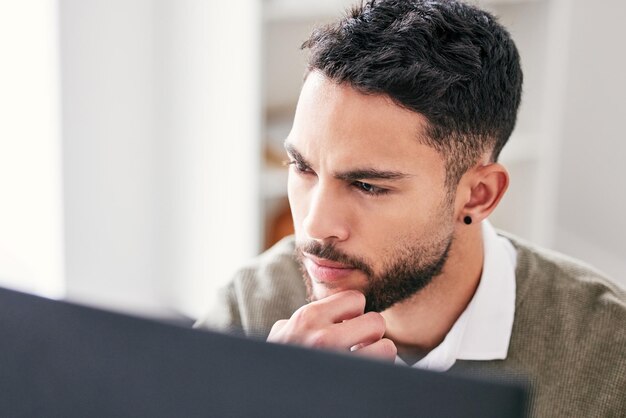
[499,232,626,415]
[501,231,625,315]
[229,235,307,313]
[195,236,307,339]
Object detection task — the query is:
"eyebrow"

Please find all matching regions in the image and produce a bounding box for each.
[335,168,410,182]
[284,143,310,167]
[284,142,411,182]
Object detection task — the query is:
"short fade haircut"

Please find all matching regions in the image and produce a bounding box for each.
[302,0,523,188]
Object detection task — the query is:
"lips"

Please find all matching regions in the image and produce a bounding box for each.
[303,253,356,282]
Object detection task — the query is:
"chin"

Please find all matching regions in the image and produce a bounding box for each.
[309,282,361,302]
[301,264,369,303]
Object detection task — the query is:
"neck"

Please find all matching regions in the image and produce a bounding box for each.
[381,223,484,353]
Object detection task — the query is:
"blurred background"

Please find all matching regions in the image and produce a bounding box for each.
[0,0,624,322]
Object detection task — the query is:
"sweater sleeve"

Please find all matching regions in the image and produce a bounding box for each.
[193,236,307,340]
[193,281,244,336]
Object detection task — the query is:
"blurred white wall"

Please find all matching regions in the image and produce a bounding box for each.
[553,0,626,287]
[59,0,261,318]
[154,0,262,318]
[0,0,64,299]
[60,0,164,315]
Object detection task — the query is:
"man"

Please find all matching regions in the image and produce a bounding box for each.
[196,0,626,416]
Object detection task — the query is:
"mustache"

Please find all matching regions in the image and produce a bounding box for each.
[297,241,374,277]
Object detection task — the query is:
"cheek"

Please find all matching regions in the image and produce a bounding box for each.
[356,197,449,257]
[357,196,428,234]
[360,208,419,250]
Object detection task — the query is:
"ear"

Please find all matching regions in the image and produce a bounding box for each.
[455,163,509,225]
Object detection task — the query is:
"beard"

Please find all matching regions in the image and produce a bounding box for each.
[295,232,453,313]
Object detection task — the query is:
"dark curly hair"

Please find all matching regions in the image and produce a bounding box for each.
[302,0,523,188]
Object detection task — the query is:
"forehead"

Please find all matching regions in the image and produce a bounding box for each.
[288,71,445,177]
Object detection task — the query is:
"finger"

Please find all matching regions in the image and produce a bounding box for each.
[352,338,397,362]
[324,311,387,350]
[269,291,368,348]
[301,290,366,325]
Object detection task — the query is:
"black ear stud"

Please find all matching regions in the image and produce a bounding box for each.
[463,216,472,225]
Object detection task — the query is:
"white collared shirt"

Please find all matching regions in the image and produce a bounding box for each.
[394,220,517,371]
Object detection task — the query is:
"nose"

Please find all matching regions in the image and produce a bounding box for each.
[302,182,350,244]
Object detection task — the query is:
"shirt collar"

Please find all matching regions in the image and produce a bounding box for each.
[395,220,517,371]
[456,220,517,361]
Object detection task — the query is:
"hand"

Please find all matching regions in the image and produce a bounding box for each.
[267,290,397,362]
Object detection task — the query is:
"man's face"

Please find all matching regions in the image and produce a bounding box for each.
[286,72,456,312]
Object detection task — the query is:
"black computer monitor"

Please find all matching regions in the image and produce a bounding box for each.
[0,286,527,417]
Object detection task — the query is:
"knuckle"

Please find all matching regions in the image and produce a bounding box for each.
[365,312,385,326]
[380,338,398,357]
[291,304,318,328]
[364,312,385,329]
[307,330,331,348]
[344,290,366,308]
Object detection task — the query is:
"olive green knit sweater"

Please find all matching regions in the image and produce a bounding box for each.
[195,234,626,417]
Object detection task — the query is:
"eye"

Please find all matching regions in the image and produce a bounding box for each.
[353,181,388,196]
